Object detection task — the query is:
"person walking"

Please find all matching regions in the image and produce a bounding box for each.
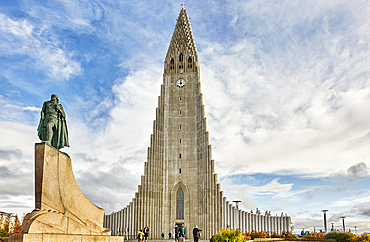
[178,224,186,238]
[193,225,202,242]
[174,225,179,242]
[162,233,165,239]
[138,230,145,242]
[169,232,172,240]
[144,225,149,242]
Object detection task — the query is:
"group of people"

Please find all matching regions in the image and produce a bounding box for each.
[137,225,150,242]
[139,224,202,241]
[173,224,202,242]
[174,224,186,241]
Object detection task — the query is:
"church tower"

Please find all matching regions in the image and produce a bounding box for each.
[104,7,291,239]
[132,6,223,239]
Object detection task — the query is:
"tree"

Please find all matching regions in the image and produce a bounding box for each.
[11,215,21,233]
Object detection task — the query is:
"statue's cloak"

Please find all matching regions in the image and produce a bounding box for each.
[37,103,69,149]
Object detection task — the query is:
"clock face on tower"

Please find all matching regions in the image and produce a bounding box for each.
[176,79,185,87]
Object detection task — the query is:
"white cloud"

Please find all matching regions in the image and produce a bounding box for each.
[221,177,295,208]
[22,106,41,111]
[0,13,81,80]
[198,0,370,178]
[330,191,370,208]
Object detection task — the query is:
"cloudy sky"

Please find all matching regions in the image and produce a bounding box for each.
[1,0,370,234]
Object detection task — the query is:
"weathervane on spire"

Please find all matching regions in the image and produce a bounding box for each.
[181,2,186,9]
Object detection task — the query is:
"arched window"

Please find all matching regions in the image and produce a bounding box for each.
[179,53,184,69]
[188,57,192,69]
[170,58,175,70]
[176,187,184,219]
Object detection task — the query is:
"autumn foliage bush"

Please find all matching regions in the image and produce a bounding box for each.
[301,232,327,240]
[271,232,282,238]
[213,229,370,242]
[249,230,269,239]
[355,233,370,242]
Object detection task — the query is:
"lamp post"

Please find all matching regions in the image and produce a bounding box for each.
[321,210,328,233]
[233,200,242,229]
[340,216,346,232]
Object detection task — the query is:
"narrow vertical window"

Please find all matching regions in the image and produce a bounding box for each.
[179,153,182,159]
[179,110,182,116]
[179,169,182,174]
[176,187,184,219]
[179,124,182,130]
[179,96,182,102]
[170,58,175,70]
[179,53,184,69]
[188,57,192,68]
[179,139,182,144]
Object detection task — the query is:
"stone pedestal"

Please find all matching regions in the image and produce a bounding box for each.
[10,234,124,242]
[9,143,123,242]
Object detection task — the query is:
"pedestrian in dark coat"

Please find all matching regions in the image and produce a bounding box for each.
[193,225,202,242]
[174,225,179,242]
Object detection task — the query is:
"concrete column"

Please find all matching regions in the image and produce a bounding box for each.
[231,206,235,229]
[261,215,264,232]
[117,211,120,235]
[123,208,126,238]
[107,214,109,232]
[250,213,253,232]
[280,215,283,233]
[110,214,113,235]
[116,211,119,235]
[222,197,226,228]
[129,203,133,239]
[121,209,125,235]
[242,211,245,232]
[254,214,256,231]
[112,213,115,236]
[240,211,243,231]
[114,212,118,235]
[246,213,249,232]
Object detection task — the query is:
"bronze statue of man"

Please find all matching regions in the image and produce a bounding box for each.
[37,94,69,149]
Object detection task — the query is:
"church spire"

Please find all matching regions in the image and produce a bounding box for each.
[165,7,199,73]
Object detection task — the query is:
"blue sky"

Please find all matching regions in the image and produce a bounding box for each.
[1,0,370,234]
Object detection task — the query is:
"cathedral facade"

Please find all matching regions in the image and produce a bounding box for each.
[104,8,291,239]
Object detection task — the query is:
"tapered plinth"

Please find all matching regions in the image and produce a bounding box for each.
[9,143,123,242]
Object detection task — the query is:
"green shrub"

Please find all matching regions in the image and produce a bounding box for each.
[213,228,244,242]
[326,232,356,242]
[0,228,9,237]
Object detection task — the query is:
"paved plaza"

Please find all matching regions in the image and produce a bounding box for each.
[126,240,210,242]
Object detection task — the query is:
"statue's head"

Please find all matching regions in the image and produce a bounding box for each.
[51,94,59,103]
